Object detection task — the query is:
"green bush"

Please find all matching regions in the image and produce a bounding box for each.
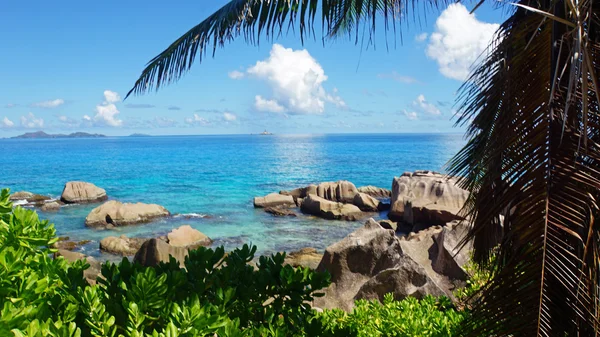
[0,187,481,336]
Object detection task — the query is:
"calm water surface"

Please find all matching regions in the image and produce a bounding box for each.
[0,133,464,259]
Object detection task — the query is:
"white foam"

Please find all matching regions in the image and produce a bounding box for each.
[174,213,208,219]
[12,199,28,206]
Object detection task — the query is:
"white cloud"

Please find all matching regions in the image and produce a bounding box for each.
[103,90,121,104]
[228,70,244,79]
[83,115,91,121]
[403,110,418,121]
[426,3,499,81]
[254,95,286,113]
[377,71,418,84]
[31,99,65,108]
[246,44,344,114]
[93,90,122,127]
[415,33,428,42]
[412,94,441,116]
[223,112,237,121]
[184,114,210,126]
[5,104,17,108]
[20,113,44,128]
[2,117,14,128]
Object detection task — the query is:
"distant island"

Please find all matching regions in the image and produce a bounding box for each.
[11,131,106,139]
[129,133,152,137]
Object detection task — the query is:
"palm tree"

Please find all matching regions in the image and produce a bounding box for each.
[126,1,600,335]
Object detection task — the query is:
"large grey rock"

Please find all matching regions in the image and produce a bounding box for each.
[315,181,359,204]
[389,171,469,226]
[284,248,323,270]
[85,200,170,228]
[282,181,358,204]
[133,238,190,267]
[100,235,148,256]
[431,221,472,280]
[314,219,406,311]
[167,225,212,248]
[253,193,295,208]
[314,218,473,311]
[353,192,382,212]
[357,186,392,198]
[61,181,107,204]
[301,194,365,221]
[355,258,446,303]
[399,221,471,301]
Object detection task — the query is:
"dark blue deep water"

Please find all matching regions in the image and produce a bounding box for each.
[0,133,464,259]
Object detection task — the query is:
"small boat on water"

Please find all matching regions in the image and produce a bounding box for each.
[259,130,273,135]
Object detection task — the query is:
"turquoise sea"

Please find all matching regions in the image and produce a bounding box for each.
[0,133,464,260]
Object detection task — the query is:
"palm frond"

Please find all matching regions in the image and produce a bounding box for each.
[448,0,600,335]
[125,0,450,98]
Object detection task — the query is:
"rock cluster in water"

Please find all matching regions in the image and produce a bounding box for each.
[254,180,390,221]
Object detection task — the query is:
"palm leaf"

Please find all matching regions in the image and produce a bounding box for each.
[125,0,450,98]
[448,0,600,335]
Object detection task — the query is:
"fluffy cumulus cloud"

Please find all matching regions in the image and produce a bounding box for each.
[426,3,499,81]
[223,112,237,121]
[246,44,344,114]
[412,94,441,116]
[31,99,65,108]
[184,114,210,126]
[20,113,44,128]
[403,110,418,121]
[2,117,14,128]
[228,70,244,79]
[254,96,286,113]
[93,90,122,127]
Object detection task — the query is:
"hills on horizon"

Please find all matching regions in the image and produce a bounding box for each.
[10,131,106,139]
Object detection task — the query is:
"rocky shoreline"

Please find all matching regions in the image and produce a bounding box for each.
[13,170,473,310]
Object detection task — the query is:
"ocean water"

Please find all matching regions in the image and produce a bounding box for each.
[0,133,464,260]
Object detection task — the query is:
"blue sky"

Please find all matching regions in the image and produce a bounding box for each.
[0,1,507,136]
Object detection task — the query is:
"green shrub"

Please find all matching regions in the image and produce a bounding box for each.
[0,188,330,336]
[313,294,467,337]
[0,187,485,336]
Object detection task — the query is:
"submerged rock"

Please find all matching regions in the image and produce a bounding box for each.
[167,225,212,248]
[85,200,170,228]
[301,194,364,221]
[41,201,61,212]
[9,191,51,207]
[253,193,295,208]
[264,207,297,217]
[284,247,323,270]
[61,181,107,204]
[388,171,468,227]
[100,235,149,256]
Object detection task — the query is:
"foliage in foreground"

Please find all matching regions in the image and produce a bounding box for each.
[0,187,474,336]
